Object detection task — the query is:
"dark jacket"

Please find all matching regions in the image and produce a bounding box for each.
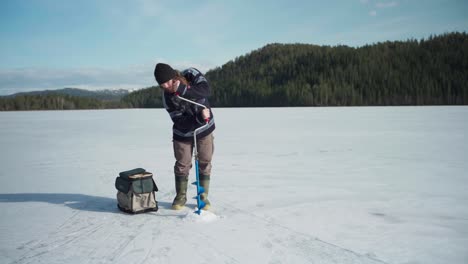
[162,67,215,142]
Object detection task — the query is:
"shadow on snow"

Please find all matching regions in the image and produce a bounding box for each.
[0,193,185,215]
[0,193,122,213]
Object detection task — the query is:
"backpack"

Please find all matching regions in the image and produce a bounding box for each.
[115,168,158,214]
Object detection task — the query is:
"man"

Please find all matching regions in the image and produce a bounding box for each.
[154,63,215,210]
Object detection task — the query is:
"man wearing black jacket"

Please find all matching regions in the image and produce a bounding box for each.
[154,63,215,210]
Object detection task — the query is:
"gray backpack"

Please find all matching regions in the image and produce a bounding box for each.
[115,168,158,214]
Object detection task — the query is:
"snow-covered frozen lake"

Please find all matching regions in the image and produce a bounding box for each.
[1,106,467,264]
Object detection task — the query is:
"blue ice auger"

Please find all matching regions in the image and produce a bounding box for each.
[176,94,210,215]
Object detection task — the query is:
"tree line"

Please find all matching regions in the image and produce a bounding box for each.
[0,93,127,111]
[207,32,467,107]
[1,32,466,111]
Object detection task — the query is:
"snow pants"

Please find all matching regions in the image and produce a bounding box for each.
[173,133,214,177]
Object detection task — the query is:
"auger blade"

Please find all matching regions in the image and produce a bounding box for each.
[197,186,205,195]
[198,200,206,209]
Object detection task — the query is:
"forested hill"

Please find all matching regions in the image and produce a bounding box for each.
[207,32,467,106]
[1,32,467,110]
[123,32,467,108]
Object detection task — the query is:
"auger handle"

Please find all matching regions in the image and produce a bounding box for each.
[175,93,210,123]
[175,93,210,158]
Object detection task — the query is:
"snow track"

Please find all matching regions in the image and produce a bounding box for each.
[3,194,387,264]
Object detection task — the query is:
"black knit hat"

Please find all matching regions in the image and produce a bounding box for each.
[154,63,176,85]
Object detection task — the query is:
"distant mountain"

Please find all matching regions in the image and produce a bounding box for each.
[5,87,130,101]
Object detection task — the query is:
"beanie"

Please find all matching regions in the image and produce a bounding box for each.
[154,63,176,85]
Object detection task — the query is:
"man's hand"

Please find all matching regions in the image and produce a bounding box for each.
[201,108,210,120]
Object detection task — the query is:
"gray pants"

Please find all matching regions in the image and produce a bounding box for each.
[173,133,214,177]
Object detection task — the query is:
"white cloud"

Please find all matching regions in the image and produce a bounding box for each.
[376,1,398,8]
[361,1,398,16]
[0,66,150,95]
[327,16,415,46]
[0,60,216,96]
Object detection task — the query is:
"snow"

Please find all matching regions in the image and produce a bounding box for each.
[0,106,467,264]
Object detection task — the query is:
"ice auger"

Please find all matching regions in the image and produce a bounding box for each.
[175,94,210,214]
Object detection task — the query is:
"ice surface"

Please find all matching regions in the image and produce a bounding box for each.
[1,106,467,264]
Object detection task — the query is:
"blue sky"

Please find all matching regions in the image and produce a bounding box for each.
[0,0,467,95]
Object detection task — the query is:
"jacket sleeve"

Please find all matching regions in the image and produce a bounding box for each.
[163,92,196,130]
[175,68,210,99]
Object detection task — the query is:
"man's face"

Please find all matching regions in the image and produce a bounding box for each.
[160,79,174,91]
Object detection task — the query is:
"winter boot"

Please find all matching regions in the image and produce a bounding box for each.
[172,176,188,210]
[199,174,211,210]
